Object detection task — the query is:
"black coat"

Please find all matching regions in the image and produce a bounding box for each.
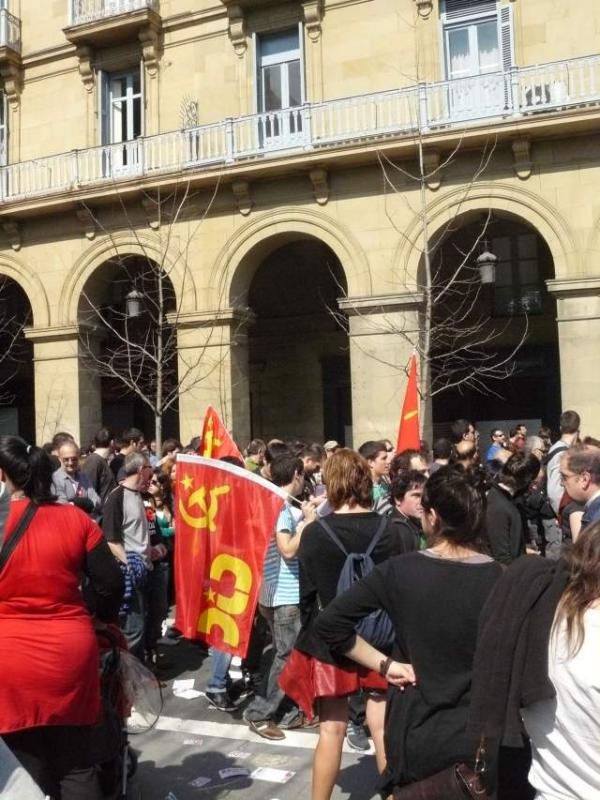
[484,484,527,564]
[468,556,569,793]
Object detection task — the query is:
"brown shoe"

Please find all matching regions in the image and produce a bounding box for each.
[248,719,285,740]
[281,712,319,730]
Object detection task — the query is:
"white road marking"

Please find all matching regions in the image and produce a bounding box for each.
[137,714,374,755]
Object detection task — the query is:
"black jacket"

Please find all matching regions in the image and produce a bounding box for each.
[468,556,569,792]
[390,509,422,552]
[484,484,527,564]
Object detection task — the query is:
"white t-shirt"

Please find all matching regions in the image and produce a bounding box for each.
[522,606,600,800]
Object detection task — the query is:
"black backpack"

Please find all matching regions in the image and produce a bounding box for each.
[317,516,395,651]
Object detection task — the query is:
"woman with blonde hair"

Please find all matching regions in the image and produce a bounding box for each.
[280,448,404,800]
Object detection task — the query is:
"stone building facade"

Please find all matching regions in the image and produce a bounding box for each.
[0,0,599,446]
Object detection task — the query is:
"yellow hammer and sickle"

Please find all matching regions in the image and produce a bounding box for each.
[178,484,230,531]
[202,417,223,457]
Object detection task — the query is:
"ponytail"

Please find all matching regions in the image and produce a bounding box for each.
[0,435,56,505]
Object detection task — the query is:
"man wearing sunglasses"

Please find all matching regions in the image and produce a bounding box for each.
[52,441,102,520]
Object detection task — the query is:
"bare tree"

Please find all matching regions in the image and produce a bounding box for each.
[77,177,245,448]
[333,20,529,429]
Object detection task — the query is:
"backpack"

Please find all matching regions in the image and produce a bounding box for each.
[317,516,395,651]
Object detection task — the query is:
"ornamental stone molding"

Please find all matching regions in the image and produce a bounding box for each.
[232,181,253,216]
[2,221,21,251]
[414,0,433,18]
[226,5,247,57]
[422,149,442,190]
[76,45,95,92]
[309,168,329,205]
[512,138,532,180]
[139,24,161,76]
[0,61,22,109]
[302,0,323,41]
[76,208,97,240]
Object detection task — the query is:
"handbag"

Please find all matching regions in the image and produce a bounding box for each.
[0,501,37,575]
[393,738,488,800]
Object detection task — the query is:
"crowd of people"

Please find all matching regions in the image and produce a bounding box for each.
[0,409,599,799]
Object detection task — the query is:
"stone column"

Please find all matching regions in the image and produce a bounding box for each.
[547,277,600,432]
[175,309,253,448]
[339,293,426,448]
[24,325,102,446]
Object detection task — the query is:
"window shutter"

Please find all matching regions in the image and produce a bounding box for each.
[499,4,514,70]
[139,59,145,137]
[0,91,6,166]
[97,69,109,145]
[443,0,497,21]
[298,20,306,102]
[252,32,259,113]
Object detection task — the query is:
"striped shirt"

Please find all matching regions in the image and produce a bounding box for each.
[259,502,300,607]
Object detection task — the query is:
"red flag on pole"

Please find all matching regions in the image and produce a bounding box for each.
[199,405,243,462]
[174,455,286,657]
[396,355,421,452]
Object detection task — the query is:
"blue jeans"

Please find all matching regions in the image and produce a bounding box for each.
[120,583,146,662]
[207,648,233,692]
[244,603,301,723]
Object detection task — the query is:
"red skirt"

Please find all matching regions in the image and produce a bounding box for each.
[279,648,388,719]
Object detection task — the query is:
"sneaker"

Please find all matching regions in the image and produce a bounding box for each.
[346,721,370,752]
[205,690,236,712]
[228,679,253,702]
[248,719,286,740]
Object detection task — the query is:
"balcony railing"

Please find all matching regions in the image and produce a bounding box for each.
[69,0,158,26]
[2,53,600,204]
[0,9,21,54]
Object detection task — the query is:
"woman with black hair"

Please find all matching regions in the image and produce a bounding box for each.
[0,435,123,799]
[314,466,503,798]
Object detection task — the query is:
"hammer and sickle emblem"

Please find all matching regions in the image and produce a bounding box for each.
[179,484,230,531]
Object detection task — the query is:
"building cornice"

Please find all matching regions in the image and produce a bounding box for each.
[338,292,424,313]
[546,277,600,298]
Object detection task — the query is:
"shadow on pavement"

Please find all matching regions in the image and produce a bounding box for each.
[135,750,253,799]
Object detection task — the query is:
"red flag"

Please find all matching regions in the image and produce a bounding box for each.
[174,455,286,656]
[396,355,421,452]
[199,405,243,462]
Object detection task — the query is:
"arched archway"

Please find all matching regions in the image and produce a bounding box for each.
[423,210,560,436]
[242,236,351,443]
[0,276,34,440]
[78,254,179,443]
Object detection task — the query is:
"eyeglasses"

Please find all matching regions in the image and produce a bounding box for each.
[150,479,160,486]
[560,471,581,482]
[62,457,79,462]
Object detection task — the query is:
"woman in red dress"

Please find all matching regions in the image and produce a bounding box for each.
[0,435,123,799]
[280,448,404,800]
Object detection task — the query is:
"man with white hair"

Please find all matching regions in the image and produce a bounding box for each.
[52,440,102,519]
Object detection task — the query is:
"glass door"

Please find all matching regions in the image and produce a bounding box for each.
[257,29,303,151]
[106,70,142,175]
[445,18,504,120]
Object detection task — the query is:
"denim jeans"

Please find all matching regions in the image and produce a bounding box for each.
[244,603,301,723]
[120,583,146,662]
[207,648,233,692]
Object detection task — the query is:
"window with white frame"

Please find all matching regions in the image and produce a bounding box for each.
[441,1,514,119]
[101,69,143,146]
[255,26,305,149]
[442,0,514,80]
